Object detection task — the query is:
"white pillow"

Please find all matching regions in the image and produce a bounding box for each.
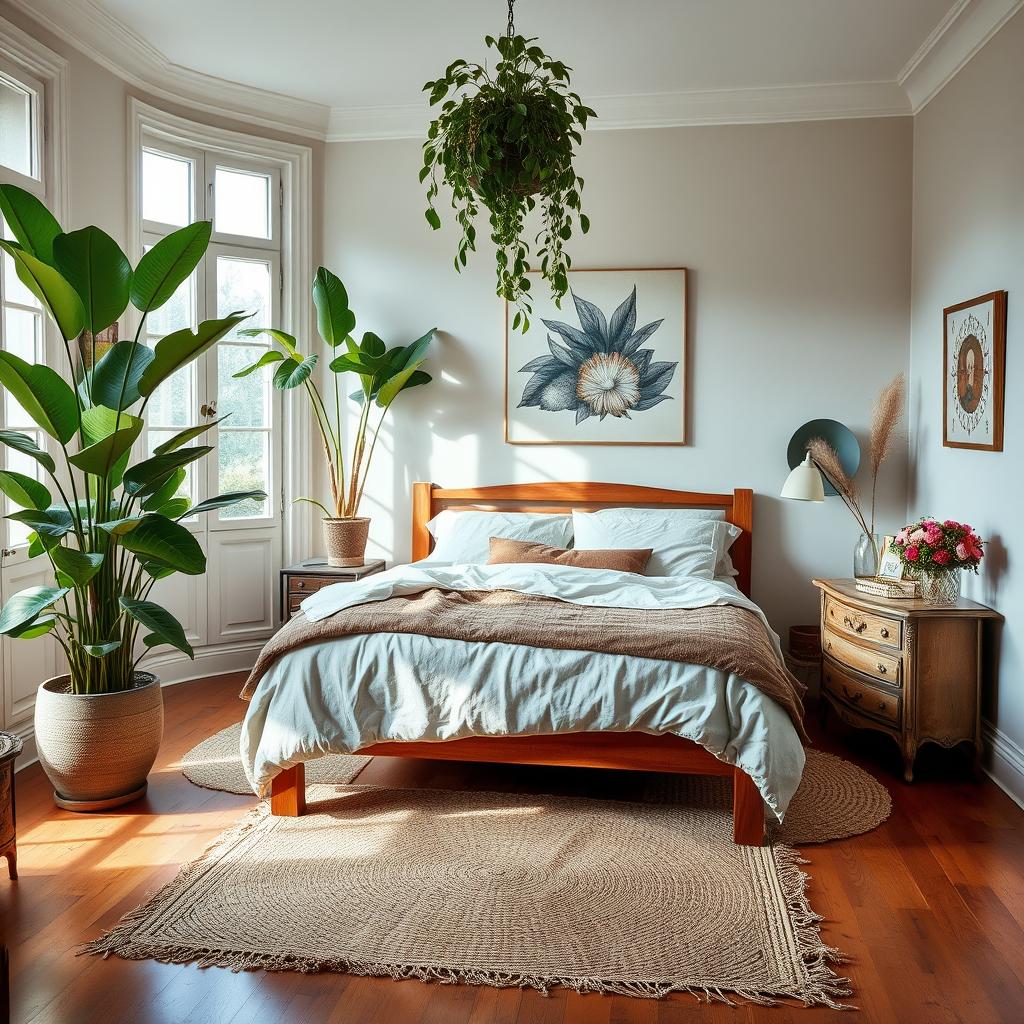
[638,507,742,578]
[572,507,739,579]
[421,510,573,565]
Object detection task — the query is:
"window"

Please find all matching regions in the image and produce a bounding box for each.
[139,136,281,527]
[0,69,38,179]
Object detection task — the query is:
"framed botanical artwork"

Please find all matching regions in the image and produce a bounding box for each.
[877,536,905,580]
[504,268,687,445]
[943,290,1007,451]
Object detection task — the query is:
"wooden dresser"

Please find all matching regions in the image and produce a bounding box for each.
[280,559,385,621]
[812,578,1000,782]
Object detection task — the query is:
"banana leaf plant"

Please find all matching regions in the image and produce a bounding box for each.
[236,266,434,519]
[0,184,264,694]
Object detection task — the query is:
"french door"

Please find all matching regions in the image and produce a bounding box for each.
[139,141,284,654]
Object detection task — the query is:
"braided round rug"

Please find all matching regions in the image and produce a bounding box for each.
[182,725,890,844]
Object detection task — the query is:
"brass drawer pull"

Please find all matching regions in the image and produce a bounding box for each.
[841,685,863,703]
[843,614,868,633]
[295,580,306,589]
[880,627,890,639]
[876,663,887,674]
[877,701,887,711]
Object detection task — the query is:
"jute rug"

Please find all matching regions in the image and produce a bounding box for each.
[180,722,371,793]
[84,784,853,1007]
[181,725,891,845]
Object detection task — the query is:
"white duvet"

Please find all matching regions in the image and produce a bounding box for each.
[241,563,806,821]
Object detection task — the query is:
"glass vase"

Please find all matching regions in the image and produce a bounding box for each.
[853,533,883,578]
[918,571,961,606]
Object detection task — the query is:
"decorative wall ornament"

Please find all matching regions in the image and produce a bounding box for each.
[943,291,1007,451]
[505,268,686,445]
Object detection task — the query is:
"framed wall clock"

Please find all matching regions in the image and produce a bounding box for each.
[943,290,1007,451]
[504,268,687,446]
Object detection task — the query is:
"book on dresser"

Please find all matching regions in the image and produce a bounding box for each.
[280,559,386,621]
[812,578,1001,782]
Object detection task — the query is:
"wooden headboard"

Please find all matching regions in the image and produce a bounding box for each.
[411,482,754,597]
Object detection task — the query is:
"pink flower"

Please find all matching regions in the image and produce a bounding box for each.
[943,520,961,529]
[910,529,927,544]
[895,528,911,545]
[924,525,943,545]
[906,545,920,562]
[933,549,951,565]
[955,542,969,561]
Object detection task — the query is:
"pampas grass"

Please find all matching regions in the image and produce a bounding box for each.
[807,372,905,542]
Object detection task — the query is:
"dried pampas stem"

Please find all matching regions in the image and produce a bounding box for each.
[868,373,905,534]
[806,437,870,538]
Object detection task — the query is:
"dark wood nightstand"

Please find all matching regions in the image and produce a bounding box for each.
[280,559,386,621]
[1,731,22,880]
[813,578,1000,782]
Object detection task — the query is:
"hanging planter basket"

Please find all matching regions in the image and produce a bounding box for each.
[421,1,597,331]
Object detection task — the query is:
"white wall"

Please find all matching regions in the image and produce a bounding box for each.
[909,9,1024,800]
[322,118,913,635]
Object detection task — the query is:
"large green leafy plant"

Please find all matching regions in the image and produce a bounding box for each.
[236,267,434,519]
[421,19,596,332]
[0,184,264,694]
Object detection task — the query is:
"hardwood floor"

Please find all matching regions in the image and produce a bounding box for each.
[2,672,1023,1024]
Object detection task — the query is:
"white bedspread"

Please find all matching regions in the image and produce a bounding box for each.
[241,563,806,820]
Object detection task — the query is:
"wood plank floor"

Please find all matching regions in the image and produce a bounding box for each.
[2,672,1023,1024]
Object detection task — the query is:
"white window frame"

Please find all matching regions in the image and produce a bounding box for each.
[0,17,68,737]
[128,99,314,564]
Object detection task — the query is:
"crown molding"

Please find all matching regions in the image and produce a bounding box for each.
[326,81,911,142]
[8,0,330,139]
[899,0,1023,112]
[12,0,1021,143]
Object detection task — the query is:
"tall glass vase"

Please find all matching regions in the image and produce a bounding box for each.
[853,533,882,578]
[918,571,961,606]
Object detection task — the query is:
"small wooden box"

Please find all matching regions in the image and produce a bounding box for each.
[280,559,386,621]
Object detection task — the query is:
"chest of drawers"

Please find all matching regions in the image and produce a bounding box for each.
[280,559,386,621]
[813,578,1000,782]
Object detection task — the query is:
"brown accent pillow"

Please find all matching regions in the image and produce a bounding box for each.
[487,537,652,575]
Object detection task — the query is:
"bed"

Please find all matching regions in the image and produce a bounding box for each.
[244,481,807,846]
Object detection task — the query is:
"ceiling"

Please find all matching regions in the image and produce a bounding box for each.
[16,0,1024,138]
[93,0,953,108]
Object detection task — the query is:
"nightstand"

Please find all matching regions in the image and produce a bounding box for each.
[1,731,22,880]
[280,558,386,621]
[812,578,1000,782]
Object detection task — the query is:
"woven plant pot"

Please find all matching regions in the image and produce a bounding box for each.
[323,517,370,567]
[34,672,163,812]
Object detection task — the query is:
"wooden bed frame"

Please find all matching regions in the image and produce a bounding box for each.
[270,481,765,845]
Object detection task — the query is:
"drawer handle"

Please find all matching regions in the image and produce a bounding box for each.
[841,685,863,704]
[826,641,832,651]
[843,615,868,633]
[880,627,890,639]
[876,663,887,674]
[295,580,306,589]
[877,701,887,711]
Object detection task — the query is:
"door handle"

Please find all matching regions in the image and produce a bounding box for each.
[201,401,218,418]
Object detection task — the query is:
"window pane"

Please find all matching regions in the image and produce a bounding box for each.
[2,217,42,308]
[3,441,42,544]
[147,270,195,336]
[218,345,269,427]
[3,306,39,363]
[215,167,271,239]
[0,77,34,177]
[142,149,193,227]
[145,361,194,429]
[216,256,272,339]
[218,431,269,518]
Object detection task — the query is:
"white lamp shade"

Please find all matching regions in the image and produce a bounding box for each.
[780,453,825,502]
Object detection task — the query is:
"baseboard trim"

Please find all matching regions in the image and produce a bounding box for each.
[981,719,1024,811]
[13,641,261,773]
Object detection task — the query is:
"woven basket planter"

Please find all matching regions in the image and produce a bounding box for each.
[34,672,163,812]
[323,517,370,567]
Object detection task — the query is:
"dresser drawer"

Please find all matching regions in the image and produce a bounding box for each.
[823,658,901,727]
[287,575,340,600]
[823,627,902,686]
[824,596,901,649]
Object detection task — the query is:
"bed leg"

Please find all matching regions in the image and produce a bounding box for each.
[732,766,764,846]
[270,763,306,816]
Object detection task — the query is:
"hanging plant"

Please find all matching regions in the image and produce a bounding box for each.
[421,0,596,331]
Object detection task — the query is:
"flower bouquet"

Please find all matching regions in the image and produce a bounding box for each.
[893,518,984,605]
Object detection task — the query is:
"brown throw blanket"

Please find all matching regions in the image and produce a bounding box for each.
[241,589,808,742]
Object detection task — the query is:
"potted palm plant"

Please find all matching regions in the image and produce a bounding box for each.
[235,267,435,566]
[0,184,264,810]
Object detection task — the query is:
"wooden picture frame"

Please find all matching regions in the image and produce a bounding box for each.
[943,291,1007,451]
[504,268,688,446]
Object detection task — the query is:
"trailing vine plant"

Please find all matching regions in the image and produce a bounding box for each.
[421,0,596,331]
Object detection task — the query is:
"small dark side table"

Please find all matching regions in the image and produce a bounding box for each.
[1,731,23,880]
